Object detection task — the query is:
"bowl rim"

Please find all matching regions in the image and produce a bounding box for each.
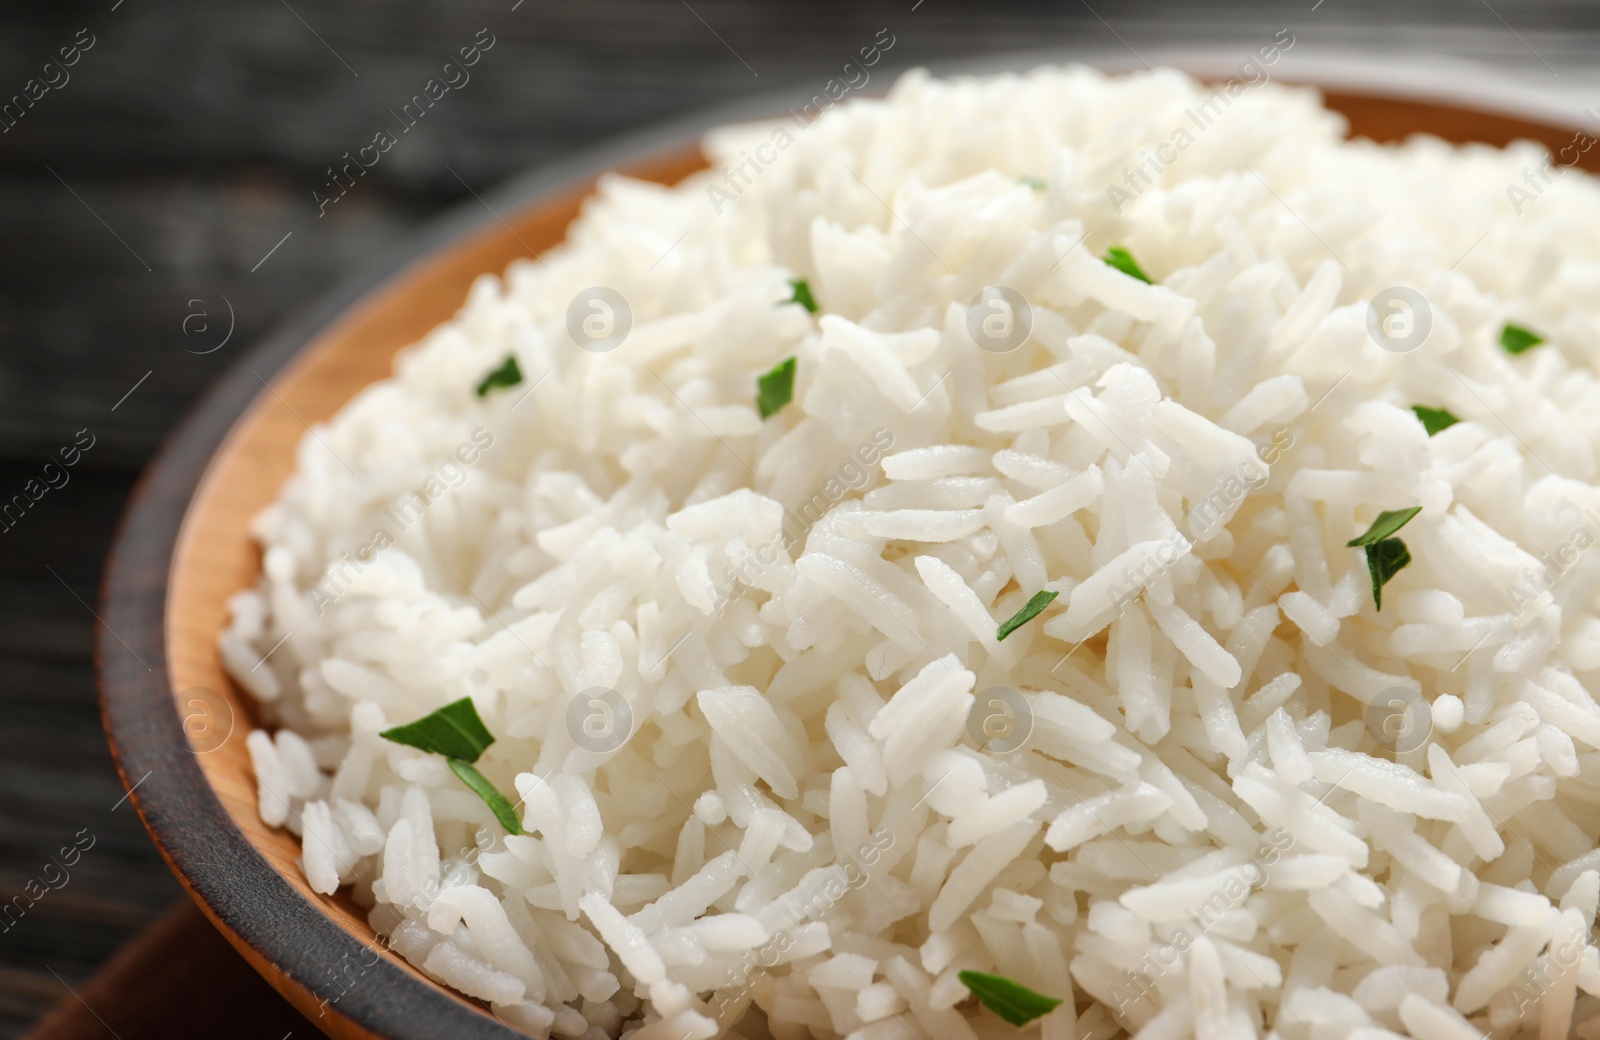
[97,50,1594,1040]
[95,96,757,1040]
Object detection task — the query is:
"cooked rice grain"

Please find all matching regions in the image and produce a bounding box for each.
[225,65,1600,1038]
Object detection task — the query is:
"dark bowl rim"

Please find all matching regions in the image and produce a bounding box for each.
[95,72,795,1040]
[96,49,1590,1040]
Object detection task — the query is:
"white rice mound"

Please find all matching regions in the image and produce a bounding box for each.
[221,65,1600,1040]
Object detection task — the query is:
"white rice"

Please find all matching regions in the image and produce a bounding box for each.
[221,64,1600,1038]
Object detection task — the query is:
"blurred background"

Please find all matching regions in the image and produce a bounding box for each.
[1,0,1597,1036]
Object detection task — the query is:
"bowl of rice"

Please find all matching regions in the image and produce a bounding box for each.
[100,56,1600,1040]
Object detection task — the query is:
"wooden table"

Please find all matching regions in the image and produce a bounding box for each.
[3,0,1598,1035]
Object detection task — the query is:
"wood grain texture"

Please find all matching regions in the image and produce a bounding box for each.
[21,901,306,1040]
[99,78,1597,1039]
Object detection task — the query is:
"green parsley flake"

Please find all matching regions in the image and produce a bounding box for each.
[1102,246,1153,284]
[958,971,1063,1027]
[1500,323,1545,355]
[996,589,1059,641]
[1411,405,1459,436]
[475,354,523,397]
[380,698,523,834]
[447,759,526,836]
[1362,537,1412,612]
[788,278,819,314]
[1019,176,1047,191]
[757,356,797,420]
[1347,507,1421,548]
[379,697,495,761]
[1346,508,1421,612]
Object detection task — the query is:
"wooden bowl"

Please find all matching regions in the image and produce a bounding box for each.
[98,66,1600,1039]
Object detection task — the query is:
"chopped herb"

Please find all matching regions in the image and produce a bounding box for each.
[1361,536,1411,611]
[1102,246,1153,284]
[1499,323,1545,355]
[958,971,1063,1027]
[380,698,523,834]
[996,589,1060,641]
[475,355,523,397]
[380,697,495,760]
[1019,175,1047,191]
[788,278,819,314]
[1346,507,1422,547]
[1411,405,1460,436]
[1345,509,1421,612]
[448,759,526,836]
[757,356,797,420]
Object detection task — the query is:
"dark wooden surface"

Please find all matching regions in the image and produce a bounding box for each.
[22,902,308,1040]
[4,0,1600,1036]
